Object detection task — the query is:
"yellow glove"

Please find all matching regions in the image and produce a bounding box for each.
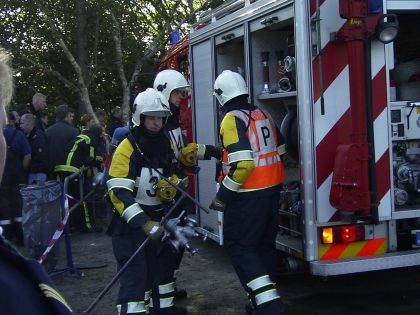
[180,143,198,167]
[155,174,180,202]
[141,220,164,240]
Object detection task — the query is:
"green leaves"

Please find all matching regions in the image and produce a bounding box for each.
[0,0,221,119]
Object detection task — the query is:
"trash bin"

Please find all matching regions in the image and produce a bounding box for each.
[20,180,63,272]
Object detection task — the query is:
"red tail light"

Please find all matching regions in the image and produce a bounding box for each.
[321,225,365,244]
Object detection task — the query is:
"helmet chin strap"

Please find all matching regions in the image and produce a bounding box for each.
[146,128,162,136]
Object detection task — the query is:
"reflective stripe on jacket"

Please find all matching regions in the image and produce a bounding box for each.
[54,135,92,173]
[106,138,148,227]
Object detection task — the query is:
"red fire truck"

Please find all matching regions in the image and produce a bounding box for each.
[158,0,420,276]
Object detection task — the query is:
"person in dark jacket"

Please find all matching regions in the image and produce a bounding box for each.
[45,104,79,179]
[107,88,189,315]
[0,48,74,315]
[20,113,49,185]
[0,112,31,244]
[108,106,124,138]
[110,124,130,154]
[210,70,286,315]
[153,69,221,302]
[20,92,47,131]
[54,114,104,233]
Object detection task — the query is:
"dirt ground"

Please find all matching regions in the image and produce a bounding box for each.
[44,191,420,315]
[52,214,249,315]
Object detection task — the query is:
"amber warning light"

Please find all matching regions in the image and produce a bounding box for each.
[321,225,365,244]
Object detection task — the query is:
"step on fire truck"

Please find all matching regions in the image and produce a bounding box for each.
[158,0,420,276]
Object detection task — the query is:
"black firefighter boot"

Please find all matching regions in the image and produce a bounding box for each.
[149,284,187,315]
[149,305,187,315]
[174,287,187,300]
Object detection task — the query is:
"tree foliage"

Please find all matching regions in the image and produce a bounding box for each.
[0,0,222,122]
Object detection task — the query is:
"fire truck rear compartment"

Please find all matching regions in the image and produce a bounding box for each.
[187,0,420,276]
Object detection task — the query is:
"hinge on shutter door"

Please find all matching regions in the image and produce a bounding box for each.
[260,16,279,26]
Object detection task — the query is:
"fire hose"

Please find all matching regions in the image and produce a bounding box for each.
[82,134,210,315]
[277,55,295,92]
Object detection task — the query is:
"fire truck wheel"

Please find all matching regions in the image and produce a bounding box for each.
[280,109,299,162]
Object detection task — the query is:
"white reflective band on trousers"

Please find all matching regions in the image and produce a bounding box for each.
[117,301,147,314]
[156,281,175,308]
[0,219,12,225]
[247,275,280,306]
[159,281,175,294]
[145,290,152,311]
[247,275,273,291]
[255,288,281,306]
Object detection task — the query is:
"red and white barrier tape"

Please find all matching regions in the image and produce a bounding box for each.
[38,194,73,264]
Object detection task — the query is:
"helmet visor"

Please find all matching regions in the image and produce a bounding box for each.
[142,110,171,117]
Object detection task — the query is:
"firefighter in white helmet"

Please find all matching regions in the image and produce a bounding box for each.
[153,69,221,302]
[211,70,287,315]
[107,88,186,315]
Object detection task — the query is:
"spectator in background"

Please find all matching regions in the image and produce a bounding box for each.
[20,113,49,185]
[54,113,104,233]
[0,112,31,244]
[20,92,47,131]
[107,106,124,138]
[10,110,21,129]
[110,123,130,154]
[95,108,107,130]
[95,108,111,170]
[45,104,79,180]
[0,48,74,315]
[40,112,49,129]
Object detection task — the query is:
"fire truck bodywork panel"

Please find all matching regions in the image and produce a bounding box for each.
[190,39,222,243]
[311,250,420,276]
[182,0,420,276]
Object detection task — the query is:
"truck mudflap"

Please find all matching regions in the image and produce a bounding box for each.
[310,249,420,276]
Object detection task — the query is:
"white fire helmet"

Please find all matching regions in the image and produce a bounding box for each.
[131,88,171,126]
[213,70,248,107]
[153,69,190,101]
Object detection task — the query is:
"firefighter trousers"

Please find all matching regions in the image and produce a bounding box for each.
[154,197,190,300]
[223,195,284,315]
[144,206,181,311]
[112,228,176,314]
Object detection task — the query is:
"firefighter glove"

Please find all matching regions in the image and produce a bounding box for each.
[155,174,179,202]
[209,196,227,212]
[180,143,198,167]
[141,220,164,240]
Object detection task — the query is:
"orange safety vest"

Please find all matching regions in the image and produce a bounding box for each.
[219,109,285,192]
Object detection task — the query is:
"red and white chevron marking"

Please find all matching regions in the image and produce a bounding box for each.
[38,195,70,264]
[310,0,391,223]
